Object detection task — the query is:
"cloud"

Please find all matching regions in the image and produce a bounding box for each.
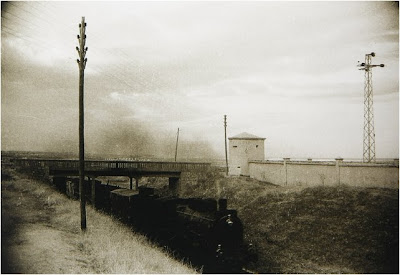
[1,1,398,159]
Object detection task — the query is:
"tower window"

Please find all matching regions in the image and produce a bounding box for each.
[256,145,259,148]
[233,146,237,148]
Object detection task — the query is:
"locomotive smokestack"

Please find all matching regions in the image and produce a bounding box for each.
[218,198,227,211]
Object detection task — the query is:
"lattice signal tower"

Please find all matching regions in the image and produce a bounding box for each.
[357,52,384,162]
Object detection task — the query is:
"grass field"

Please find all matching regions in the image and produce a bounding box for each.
[179,170,399,273]
[1,165,198,274]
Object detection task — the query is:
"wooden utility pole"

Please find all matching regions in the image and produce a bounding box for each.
[175,128,179,162]
[76,16,88,231]
[224,115,229,176]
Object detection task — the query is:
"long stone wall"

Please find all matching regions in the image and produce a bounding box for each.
[248,159,399,189]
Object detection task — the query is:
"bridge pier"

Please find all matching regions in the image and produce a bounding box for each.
[129,176,140,190]
[91,177,96,206]
[135,177,140,190]
[169,177,180,195]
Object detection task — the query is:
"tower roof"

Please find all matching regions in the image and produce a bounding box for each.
[228,132,266,140]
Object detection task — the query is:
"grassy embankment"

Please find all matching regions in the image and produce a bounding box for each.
[3,158,398,274]
[1,166,198,274]
[178,169,399,274]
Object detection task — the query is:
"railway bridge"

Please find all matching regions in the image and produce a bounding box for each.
[13,158,211,195]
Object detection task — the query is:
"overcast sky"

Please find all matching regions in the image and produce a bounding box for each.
[1,1,399,160]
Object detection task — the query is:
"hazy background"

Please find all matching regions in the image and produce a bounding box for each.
[1,1,399,160]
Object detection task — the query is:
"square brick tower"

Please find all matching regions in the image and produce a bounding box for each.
[228,132,265,176]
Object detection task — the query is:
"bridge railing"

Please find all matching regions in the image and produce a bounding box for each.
[13,159,211,172]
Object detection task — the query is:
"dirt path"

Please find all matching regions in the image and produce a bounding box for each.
[1,169,97,274]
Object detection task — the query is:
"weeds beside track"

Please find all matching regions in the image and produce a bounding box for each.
[180,171,399,273]
[1,166,198,274]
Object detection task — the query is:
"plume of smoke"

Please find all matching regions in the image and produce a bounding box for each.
[87,123,218,160]
[83,113,219,160]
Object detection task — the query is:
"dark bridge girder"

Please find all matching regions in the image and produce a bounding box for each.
[49,168,181,178]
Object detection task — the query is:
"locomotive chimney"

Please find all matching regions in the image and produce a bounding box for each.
[218,198,227,211]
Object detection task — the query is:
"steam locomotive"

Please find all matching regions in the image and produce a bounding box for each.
[54,177,256,273]
[109,187,256,273]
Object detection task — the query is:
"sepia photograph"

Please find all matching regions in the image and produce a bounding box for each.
[1,1,399,273]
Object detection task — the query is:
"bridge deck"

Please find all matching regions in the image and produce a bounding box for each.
[13,159,211,178]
